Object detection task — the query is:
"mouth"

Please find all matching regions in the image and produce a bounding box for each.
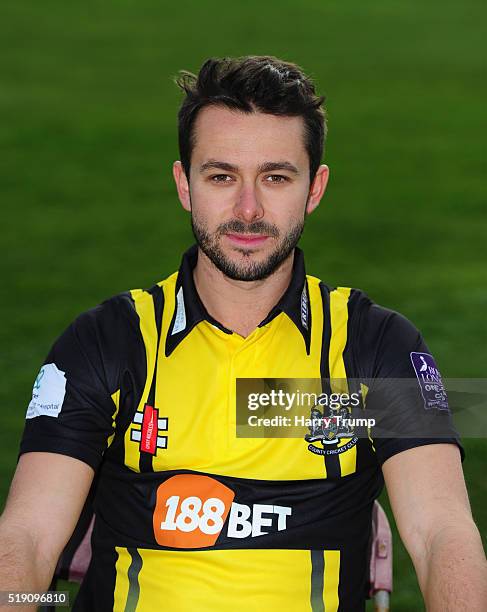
[224,233,270,247]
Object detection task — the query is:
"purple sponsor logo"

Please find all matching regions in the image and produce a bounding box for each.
[410,352,449,410]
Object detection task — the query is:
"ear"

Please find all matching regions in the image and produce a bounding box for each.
[306,164,330,215]
[173,161,191,212]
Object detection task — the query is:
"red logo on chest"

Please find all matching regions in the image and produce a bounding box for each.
[130,403,168,455]
[141,404,158,454]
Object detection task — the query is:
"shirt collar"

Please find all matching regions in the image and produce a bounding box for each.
[165,244,311,356]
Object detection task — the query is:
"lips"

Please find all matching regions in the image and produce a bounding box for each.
[225,233,269,247]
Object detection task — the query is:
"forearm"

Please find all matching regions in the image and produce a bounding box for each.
[415,522,487,611]
[0,524,55,611]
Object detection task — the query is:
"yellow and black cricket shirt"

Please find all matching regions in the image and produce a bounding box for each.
[20,245,463,611]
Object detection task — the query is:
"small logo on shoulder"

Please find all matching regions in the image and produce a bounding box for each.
[410,352,449,410]
[26,363,66,419]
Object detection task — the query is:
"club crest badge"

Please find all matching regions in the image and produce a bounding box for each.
[305,404,358,456]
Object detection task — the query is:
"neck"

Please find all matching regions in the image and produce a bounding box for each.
[193,249,295,338]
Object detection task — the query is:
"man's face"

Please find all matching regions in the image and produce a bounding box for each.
[175,105,326,281]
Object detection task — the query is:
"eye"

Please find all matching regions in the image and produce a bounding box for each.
[265,175,290,184]
[210,174,234,183]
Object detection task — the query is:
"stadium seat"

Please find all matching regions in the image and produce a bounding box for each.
[40,500,393,611]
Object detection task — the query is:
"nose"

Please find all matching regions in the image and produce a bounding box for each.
[233,183,264,223]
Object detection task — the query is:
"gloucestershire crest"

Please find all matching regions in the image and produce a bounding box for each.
[305,403,358,456]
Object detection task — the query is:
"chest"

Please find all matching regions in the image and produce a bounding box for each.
[113,314,368,481]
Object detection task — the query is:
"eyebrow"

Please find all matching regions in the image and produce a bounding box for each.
[199,159,300,175]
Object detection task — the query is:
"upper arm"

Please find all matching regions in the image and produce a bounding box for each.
[382,443,472,562]
[354,298,464,464]
[19,301,126,470]
[351,295,477,584]
[0,296,135,579]
[0,452,94,568]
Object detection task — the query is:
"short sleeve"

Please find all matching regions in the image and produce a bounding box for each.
[19,297,126,471]
[355,300,465,466]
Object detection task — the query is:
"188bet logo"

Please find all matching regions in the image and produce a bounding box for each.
[152,474,292,548]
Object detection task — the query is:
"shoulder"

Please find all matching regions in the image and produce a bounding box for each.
[67,275,177,360]
[72,273,175,337]
[48,285,163,393]
[74,291,139,329]
[313,280,425,378]
[347,288,422,348]
[65,291,143,357]
[347,288,425,379]
[315,281,420,339]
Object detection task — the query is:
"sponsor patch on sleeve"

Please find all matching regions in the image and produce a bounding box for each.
[410,351,449,410]
[26,363,67,419]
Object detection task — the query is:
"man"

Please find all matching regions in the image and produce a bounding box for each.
[0,56,485,611]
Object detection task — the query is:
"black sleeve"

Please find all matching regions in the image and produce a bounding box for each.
[354,297,465,467]
[19,294,131,471]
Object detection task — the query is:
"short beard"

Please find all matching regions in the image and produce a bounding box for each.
[191,216,304,281]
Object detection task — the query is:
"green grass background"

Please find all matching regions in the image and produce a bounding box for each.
[1,0,486,609]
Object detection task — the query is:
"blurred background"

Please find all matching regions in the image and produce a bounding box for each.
[1,0,485,609]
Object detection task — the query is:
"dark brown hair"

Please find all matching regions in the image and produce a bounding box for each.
[175,56,326,182]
